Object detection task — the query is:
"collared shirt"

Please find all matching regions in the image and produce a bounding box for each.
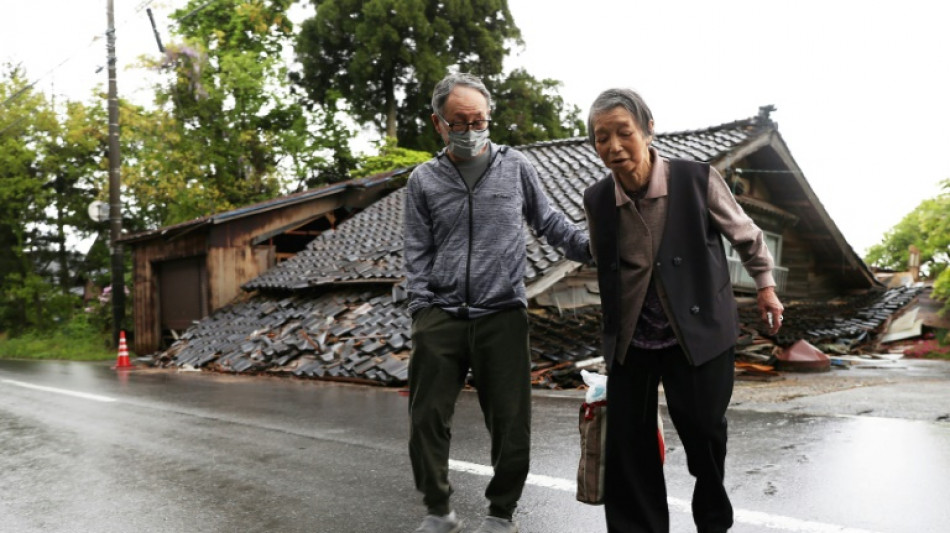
[605,147,776,353]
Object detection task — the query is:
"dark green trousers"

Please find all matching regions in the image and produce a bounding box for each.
[408,306,531,520]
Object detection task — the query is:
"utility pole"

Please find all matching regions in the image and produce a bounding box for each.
[107,0,125,346]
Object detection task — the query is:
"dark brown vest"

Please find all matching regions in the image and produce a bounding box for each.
[583,159,739,368]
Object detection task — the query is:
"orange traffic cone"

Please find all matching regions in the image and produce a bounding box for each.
[112,330,135,370]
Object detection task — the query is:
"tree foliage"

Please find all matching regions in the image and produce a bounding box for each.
[37,100,108,286]
[350,136,431,178]
[865,179,950,312]
[159,0,293,211]
[294,92,361,187]
[130,0,357,225]
[490,68,585,147]
[0,65,107,332]
[118,99,225,229]
[296,0,523,152]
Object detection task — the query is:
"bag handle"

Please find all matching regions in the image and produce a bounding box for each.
[581,400,607,420]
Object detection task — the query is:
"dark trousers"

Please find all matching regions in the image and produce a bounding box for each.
[604,344,735,533]
[408,306,531,520]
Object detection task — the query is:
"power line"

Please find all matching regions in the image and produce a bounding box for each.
[0,0,158,114]
[0,56,72,109]
[0,114,29,136]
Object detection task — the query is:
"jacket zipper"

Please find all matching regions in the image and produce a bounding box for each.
[448,148,499,317]
[464,189,473,315]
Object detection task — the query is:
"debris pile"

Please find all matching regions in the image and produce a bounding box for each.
[528,307,603,389]
[152,289,604,388]
[151,284,926,389]
[740,285,923,348]
[733,285,925,379]
[155,288,411,386]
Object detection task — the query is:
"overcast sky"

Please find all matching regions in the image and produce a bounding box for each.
[3,0,949,256]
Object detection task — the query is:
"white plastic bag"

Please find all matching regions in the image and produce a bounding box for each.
[578,369,665,464]
[580,369,607,403]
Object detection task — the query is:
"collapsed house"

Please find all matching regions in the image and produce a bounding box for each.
[118,172,400,355]
[141,106,920,387]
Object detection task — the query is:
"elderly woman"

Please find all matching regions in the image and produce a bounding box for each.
[582,89,785,533]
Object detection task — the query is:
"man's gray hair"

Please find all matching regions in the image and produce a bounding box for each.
[587,88,653,145]
[431,73,494,116]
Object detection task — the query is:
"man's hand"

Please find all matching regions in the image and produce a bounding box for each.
[757,286,784,335]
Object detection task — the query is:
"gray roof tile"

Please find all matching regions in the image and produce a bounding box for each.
[156,282,924,388]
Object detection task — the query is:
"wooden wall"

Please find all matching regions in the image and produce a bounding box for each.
[207,246,273,311]
[779,232,815,298]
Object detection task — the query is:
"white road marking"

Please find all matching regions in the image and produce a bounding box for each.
[448,458,881,533]
[449,459,576,491]
[1,378,117,403]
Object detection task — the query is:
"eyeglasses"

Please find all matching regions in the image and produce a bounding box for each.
[439,115,491,133]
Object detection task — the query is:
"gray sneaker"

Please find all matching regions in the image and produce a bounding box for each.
[473,516,518,533]
[414,510,463,533]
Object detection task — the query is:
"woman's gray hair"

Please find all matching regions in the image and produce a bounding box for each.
[431,73,494,116]
[587,88,653,145]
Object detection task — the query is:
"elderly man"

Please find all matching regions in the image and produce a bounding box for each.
[583,88,785,533]
[403,72,590,533]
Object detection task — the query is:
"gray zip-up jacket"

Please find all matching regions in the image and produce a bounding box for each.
[404,143,591,317]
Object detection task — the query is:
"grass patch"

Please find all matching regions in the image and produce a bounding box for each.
[0,331,116,361]
[0,315,119,361]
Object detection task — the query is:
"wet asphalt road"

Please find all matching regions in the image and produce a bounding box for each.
[1,359,949,533]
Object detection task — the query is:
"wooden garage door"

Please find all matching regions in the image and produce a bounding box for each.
[158,256,208,330]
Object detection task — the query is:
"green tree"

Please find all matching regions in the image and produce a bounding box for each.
[35,100,107,292]
[865,179,950,314]
[0,65,103,332]
[130,0,351,222]
[118,99,226,229]
[295,0,523,152]
[350,136,431,178]
[138,0,359,212]
[291,91,360,188]
[1,66,50,330]
[489,68,585,147]
[162,0,293,209]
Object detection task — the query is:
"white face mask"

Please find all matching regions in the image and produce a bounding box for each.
[447,128,490,159]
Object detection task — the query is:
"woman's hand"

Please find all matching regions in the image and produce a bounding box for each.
[757,286,784,335]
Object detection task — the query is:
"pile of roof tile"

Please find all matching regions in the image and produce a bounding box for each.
[156,287,411,385]
[528,307,604,388]
[152,287,608,388]
[738,285,924,350]
[153,279,922,390]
